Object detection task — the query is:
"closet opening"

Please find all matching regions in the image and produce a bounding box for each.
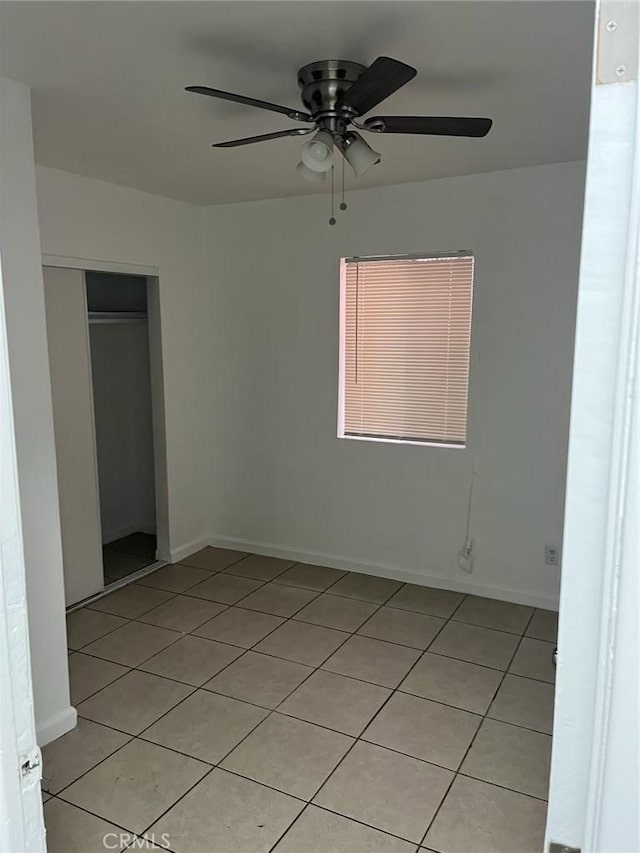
[43,263,169,608]
[86,271,159,588]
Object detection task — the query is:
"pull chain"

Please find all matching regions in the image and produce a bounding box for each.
[340,156,347,211]
[329,165,336,225]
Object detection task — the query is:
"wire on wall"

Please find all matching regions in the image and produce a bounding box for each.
[458,461,476,573]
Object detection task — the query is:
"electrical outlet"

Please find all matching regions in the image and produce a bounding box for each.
[545,544,560,566]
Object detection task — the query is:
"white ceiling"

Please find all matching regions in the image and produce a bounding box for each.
[0,1,594,206]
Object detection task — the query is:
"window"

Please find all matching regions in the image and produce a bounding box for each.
[338,252,474,447]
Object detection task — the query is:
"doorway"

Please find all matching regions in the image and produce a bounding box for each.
[43,264,168,607]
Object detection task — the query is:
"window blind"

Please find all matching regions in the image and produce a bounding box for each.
[340,253,474,446]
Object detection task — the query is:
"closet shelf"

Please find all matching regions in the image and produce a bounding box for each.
[88,311,147,325]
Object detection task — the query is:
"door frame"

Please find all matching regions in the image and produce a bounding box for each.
[0,255,46,851]
[544,1,640,849]
[42,254,170,566]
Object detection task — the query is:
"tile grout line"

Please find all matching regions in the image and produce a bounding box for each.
[135,763,220,850]
[41,729,137,799]
[422,611,539,844]
[87,546,268,624]
[263,586,465,852]
[74,553,301,680]
[57,560,384,832]
[73,567,342,764]
[131,593,357,845]
[125,594,556,686]
[176,549,254,573]
[58,554,556,849]
[66,660,135,707]
[190,660,552,736]
[417,606,542,848]
[78,586,540,745]
[68,664,552,806]
[70,698,528,789]
[85,562,553,675]
[135,573,403,849]
[72,606,553,754]
[51,725,550,853]
[44,792,160,844]
[262,586,411,853]
[252,593,541,849]
[131,562,357,735]
[55,559,259,799]
[67,586,204,705]
[53,722,209,796]
[81,638,551,684]
[263,587,476,851]
[56,562,363,826]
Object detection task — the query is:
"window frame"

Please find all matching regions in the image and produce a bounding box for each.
[337,250,474,450]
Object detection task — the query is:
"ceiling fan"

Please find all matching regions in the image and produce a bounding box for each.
[186,56,492,182]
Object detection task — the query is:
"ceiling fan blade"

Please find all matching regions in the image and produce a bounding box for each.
[363,116,493,137]
[212,127,313,148]
[337,57,417,117]
[186,86,312,123]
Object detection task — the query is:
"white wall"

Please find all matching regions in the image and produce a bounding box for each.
[203,161,586,609]
[90,319,156,542]
[32,150,585,610]
[35,166,209,561]
[0,79,74,744]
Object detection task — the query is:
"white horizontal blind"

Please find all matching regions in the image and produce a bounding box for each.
[341,254,474,445]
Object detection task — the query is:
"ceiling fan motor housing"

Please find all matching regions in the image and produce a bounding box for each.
[297,60,367,133]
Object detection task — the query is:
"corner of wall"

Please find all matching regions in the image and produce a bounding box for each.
[0,76,73,742]
[168,536,210,565]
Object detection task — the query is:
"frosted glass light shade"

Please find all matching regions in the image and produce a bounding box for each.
[340,132,381,177]
[297,161,327,182]
[301,130,334,173]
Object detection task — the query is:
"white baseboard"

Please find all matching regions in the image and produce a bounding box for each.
[169,536,209,565]
[207,533,560,611]
[37,705,77,747]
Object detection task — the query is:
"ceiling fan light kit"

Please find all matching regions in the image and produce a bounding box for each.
[337,131,381,177]
[296,160,327,182]
[187,55,492,220]
[301,129,334,172]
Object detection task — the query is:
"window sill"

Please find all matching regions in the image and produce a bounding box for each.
[338,433,466,450]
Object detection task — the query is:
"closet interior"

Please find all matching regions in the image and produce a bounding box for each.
[86,272,157,586]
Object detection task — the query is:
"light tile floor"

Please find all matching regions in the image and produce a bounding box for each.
[44,547,557,853]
